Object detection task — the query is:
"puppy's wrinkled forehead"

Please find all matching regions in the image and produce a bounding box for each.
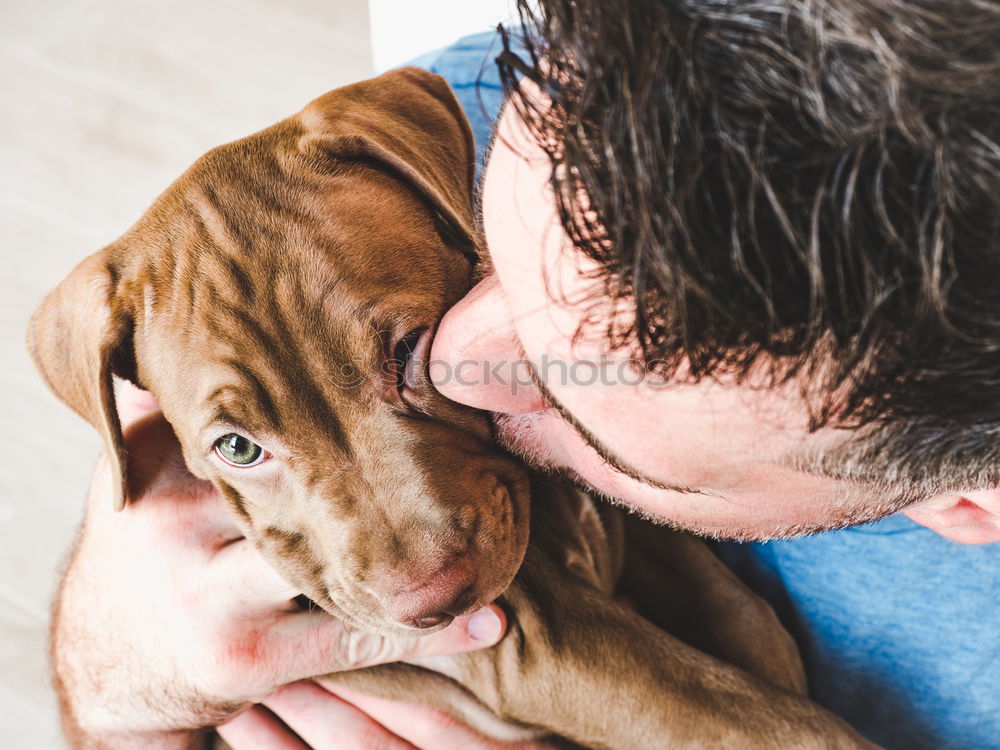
[125,68,479,446]
[151,150,468,442]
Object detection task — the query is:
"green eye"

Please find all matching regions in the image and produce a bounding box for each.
[214,434,267,466]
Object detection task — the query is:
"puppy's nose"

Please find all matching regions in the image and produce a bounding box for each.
[383,553,480,629]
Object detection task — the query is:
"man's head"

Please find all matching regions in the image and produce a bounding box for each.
[431,0,1000,543]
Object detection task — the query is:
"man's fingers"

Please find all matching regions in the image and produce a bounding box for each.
[319,686,496,750]
[318,686,560,750]
[218,705,311,750]
[258,605,506,680]
[262,681,419,750]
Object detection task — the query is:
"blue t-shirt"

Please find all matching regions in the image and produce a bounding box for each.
[716,517,999,749]
[412,30,1000,750]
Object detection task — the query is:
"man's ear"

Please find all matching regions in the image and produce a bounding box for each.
[27,250,135,511]
[296,66,478,255]
[904,488,1000,544]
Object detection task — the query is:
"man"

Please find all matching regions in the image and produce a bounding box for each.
[53,1,999,748]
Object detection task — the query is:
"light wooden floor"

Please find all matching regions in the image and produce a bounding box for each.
[0,1,373,745]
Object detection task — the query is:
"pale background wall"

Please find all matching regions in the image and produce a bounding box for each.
[0,1,514,746]
[369,0,520,71]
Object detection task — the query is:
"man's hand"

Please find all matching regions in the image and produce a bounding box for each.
[219,681,562,750]
[52,383,505,749]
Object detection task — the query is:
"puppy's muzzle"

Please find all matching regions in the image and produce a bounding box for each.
[379,547,481,628]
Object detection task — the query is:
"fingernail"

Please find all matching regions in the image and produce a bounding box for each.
[466,608,503,642]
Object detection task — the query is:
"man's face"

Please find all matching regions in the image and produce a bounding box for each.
[430,101,915,541]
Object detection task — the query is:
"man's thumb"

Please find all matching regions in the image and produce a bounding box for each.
[414,606,507,655]
[266,605,507,680]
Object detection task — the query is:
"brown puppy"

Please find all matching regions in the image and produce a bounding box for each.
[30,67,526,635]
[29,68,875,748]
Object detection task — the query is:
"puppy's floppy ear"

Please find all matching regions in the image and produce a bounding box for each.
[298,67,478,250]
[27,250,136,511]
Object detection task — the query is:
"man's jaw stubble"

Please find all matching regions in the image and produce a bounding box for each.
[491,412,914,542]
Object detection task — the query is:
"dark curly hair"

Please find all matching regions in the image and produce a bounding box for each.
[497,0,1000,493]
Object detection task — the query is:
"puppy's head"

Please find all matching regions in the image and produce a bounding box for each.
[28,68,531,634]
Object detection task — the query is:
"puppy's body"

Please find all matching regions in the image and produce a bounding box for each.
[31,69,875,748]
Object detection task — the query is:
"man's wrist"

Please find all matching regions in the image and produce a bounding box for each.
[51,562,212,749]
[54,662,212,750]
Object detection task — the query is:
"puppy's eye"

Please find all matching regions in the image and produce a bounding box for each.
[214,434,269,467]
[393,327,429,400]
